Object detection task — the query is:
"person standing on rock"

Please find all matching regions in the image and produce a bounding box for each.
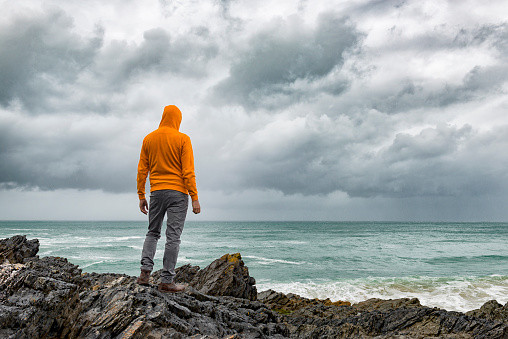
[136,105,200,293]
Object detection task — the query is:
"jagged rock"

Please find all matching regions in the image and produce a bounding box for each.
[152,253,257,301]
[151,263,201,285]
[258,289,350,314]
[255,289,508,338]
[0,238,286,338]
[0,235,39,264]
[283,300,508,338]
[190,253,257,301]
[0,235,507,339]
[353,297,422,311]
[466,299,508,323]
[175,263,201,284]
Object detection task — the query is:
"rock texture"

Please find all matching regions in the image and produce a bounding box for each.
[0,235,39,264]
[0,254,284,338]
[152,253,257,301]
[258,289,351,313]
[466,300,508,323]
[259,291,508,338]
[0,235,507,339]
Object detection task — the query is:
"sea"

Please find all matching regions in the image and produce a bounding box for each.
[1,221,506,313]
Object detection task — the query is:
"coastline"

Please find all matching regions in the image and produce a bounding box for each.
[1,220,506,314]
[256,274,508,313]
[1,235,507,338]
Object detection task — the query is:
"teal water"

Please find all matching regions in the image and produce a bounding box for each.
[1,221,507,312]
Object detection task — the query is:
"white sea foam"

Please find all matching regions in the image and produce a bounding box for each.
[81,260,106,268]
[38,235,144,248]
[70,255,115,260]
[281,240,308,245]
[244,255,305,265]
[111,236,144,241]
[257,275,508,312]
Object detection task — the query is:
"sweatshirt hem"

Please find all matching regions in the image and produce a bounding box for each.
[150,184,196,200]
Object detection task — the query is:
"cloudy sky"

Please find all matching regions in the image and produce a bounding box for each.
[1,0,507,221]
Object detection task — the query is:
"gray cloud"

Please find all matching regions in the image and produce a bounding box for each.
[347,21,508,115]
[379,23,508,53]
[1,0,507,222]
[0,7,218,115]
[370,63,508,114]
[96,26,219,89]
[215,119,508,199]
[0,8,103,112]
[0,115,138,192]
[211,13,360,109]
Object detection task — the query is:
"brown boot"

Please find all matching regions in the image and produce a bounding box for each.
[158,282,186,293]
[136,269,151,285]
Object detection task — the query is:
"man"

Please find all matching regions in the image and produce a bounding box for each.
[136,105,201,293]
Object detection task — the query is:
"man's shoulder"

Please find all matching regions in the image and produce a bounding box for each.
[179,131,191,140]
[143,130,157,142]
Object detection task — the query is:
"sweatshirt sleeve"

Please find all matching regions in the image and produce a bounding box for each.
[181,135,199,201]
[137,138,149,200]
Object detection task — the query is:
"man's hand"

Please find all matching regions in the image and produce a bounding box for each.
[139,199,148,215]
[192,200,201,214]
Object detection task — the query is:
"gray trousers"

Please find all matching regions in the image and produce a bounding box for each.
[140,189,188,283]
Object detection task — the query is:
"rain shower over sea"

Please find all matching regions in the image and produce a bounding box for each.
[1,220,506,312]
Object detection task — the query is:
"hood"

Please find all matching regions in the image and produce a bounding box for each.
[159,105,182,130]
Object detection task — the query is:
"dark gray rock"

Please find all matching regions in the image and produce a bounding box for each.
[283,301,508,338]
[353,297,422,311]
[466,299,508,323]
[175,263,201,283]
[0,236,283,338]
[152,253,257,301]
[0,235,39,264]
[258,289,350,314]
[0,235,507,339]
[189,253,257,301]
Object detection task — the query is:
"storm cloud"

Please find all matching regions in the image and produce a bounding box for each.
[211,13,360,109]
[0,0,507,220]
[0,8,102,112]
[0,7,218,114]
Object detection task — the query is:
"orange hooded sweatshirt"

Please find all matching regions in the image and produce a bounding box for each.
[137,105,198,201]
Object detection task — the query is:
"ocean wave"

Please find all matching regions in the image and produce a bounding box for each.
[38,235,144,246]
[257,275,508,312]
[81,260,107,268]
[425,255,508,264]
[244,255,305,265]
[7,228,51,231]
[280,240,308,245]
[110,236,144,241]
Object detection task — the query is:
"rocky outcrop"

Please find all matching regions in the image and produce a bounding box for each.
[0,235,39,264]
[259,291,508,338]
[0,235,507,339]
[0,254,285,338]
[466,299,508,323]
[258,289,350,313]
[280,298,508,338]
[152,253,257,301]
